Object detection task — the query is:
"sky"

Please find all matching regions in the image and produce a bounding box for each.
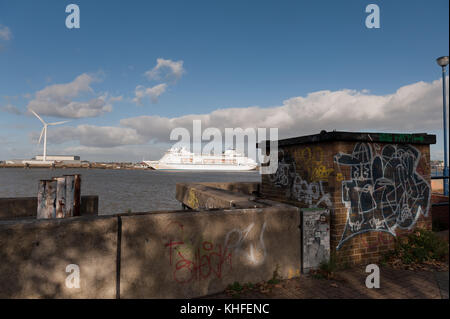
[0,0,449,162]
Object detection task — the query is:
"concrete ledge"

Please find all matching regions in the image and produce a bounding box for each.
[0,215,117,298]
[0,195,99,220]
[176,183,265,210]
[119,204,300,298]
[196,182,260,195]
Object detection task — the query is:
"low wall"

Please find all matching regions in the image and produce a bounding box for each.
[0,202,300,298]
[0,196,99,220]
[120,204,300,298]
[432,194,449,230]
[0,215,117,298]
[197,182,260,195]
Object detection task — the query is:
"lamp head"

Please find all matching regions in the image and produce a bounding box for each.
[436,56,449,67]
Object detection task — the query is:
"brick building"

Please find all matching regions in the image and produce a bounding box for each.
[261,131,436,266]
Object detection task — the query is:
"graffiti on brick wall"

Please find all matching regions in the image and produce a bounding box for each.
[269,150,332,208]
[164,220,267,284]
[299,146,335,182]
[334,143,431,249]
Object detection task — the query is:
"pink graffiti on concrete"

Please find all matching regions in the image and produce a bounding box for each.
[165,240,233,284]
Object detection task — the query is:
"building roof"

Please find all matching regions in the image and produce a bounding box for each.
[258,130,436,148]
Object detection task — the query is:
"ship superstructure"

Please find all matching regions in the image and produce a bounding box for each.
[144,147,257,171]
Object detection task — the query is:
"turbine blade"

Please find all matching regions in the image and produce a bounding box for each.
[48,120,69,126]
[38,127,45,145]
[29,109,46,124]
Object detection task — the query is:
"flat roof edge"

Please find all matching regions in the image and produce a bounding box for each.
[257,131,436,147]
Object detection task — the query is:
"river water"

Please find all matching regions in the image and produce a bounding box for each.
[0,168,261,215]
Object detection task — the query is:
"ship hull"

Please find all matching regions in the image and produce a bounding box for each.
[144,161,257,171]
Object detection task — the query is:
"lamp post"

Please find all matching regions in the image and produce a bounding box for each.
[436,56,449,196]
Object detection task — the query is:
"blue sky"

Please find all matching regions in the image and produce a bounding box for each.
[0,0,448,161]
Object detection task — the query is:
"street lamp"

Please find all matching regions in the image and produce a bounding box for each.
[436,56,449,196]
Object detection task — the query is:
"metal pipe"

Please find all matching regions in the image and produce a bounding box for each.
[442,66,449,196]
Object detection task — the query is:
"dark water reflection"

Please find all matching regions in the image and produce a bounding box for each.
[0,168,261,215]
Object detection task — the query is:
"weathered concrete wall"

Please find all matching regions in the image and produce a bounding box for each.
[261,131,435,266]
[198,182,260,195]
[176,183,264,210]
[0,195,99,220]
[0,215,117,298]
[119,204,300,298]
[0,200,300,298]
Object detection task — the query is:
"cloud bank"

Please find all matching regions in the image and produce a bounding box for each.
[121,77,449,143]
[26,73,120,118]
[38,77,448,156]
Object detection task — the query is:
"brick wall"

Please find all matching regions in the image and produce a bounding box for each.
[262,139,433,266]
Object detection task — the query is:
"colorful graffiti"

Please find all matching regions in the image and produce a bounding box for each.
[164,221,267,284]
[299,146,334,182]
[268,150,332,208]
[165,239,232,284]
[334,143,431,249]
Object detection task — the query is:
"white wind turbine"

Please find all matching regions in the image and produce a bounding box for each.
[30,109,69,161]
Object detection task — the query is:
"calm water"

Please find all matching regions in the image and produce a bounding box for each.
[0,168,260,215]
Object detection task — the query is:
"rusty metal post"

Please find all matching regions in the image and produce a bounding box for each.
[37,180,57,219]
[73,174,81,216]
[53,177,66,218]
[64,175,75,217]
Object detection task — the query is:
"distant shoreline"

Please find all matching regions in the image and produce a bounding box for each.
[0,163,153,170]
[0,163,260,171]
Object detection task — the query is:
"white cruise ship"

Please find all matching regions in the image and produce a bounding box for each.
[144,147,257,171]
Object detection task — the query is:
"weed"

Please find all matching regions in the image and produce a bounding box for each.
[227,281,244,292]
[267,264,281,285]
[383,228,448,265]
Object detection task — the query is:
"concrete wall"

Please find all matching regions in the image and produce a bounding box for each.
[261,131,434,266]
[119,205,300,298]
[0,195,99,220]
[0,215,117,298]
[197,182,260,195]
[0,202,300,298]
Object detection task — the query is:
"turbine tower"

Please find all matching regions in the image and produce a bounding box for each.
[30,109,69,161]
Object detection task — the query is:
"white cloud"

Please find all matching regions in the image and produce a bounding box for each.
[122,77,449,142]
[57,144,167,162]
[26,73,119,118]
[1,104,22,115]
[132,83,168,105]
[144,58,185,82]
[27,77,448,161]
[0,25,12,41]
[34,124,147,148]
